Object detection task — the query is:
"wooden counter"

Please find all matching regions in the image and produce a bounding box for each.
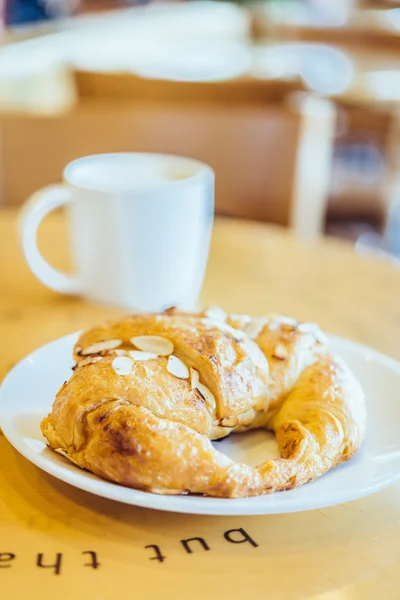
[1,209,400,599]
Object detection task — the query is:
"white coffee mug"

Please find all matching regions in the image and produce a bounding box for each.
[20,153,214,312]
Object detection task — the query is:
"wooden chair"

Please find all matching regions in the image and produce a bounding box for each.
[252,3,400,50]
[0,72,335,237]
[250,3,400,228]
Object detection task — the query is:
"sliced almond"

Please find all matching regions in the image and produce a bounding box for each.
[273,343,288,360]
[297,322,328,344]
[167,355,189,379]
[73,356,103,370]
[204,306,227,321]
[202,318,246,340]
[112,356,133,376]
[221,416,238,428]
[232,328,247,341]
[196,382,216,410]
[316,329,328,345]
[276,315,298,326]
[247,340,268,368]
[297,322,315,334]
[244,318,268,340]
[230,313,251,324]
[114,349,128,357]
[268,314,298,330]
[140,363,154,377]
[190,368,216,411]
[128,350,159,361]
[81,339,122,356]
[190,367,199,390]
[131,335,174,356]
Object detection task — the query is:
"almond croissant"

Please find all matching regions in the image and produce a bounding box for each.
[41,309,366,498]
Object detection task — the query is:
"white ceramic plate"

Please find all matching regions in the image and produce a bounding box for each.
[1,332,399,515]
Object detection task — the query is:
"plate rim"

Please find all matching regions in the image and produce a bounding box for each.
[1,330,400,516]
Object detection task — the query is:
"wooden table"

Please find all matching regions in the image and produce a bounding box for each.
[1,208,400,599]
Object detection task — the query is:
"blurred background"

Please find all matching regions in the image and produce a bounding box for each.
[2,0,400,257]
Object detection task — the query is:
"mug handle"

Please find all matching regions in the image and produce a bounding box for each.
[19,184,81,295]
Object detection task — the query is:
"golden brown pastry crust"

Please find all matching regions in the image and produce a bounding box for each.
[41,310,366,498]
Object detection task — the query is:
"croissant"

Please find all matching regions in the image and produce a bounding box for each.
[41,308,366,498]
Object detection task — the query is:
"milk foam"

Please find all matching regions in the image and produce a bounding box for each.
[66,153,201,192]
